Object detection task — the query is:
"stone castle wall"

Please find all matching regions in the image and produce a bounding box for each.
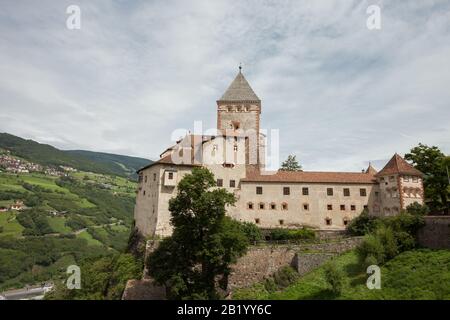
[418,216,450,249]
[227,237,363,290]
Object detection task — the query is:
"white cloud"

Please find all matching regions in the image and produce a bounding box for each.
[0,0,449,170]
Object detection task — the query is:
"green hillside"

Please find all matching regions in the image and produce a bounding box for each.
[0,133,152,178]
[0,171,137,291]
[66,150,150,177]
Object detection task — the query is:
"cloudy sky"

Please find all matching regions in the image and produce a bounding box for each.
[1,0,449,171]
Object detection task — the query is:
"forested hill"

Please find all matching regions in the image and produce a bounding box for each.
[0,133,152,178]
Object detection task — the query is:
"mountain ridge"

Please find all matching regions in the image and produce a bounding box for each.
[0,132,152,178]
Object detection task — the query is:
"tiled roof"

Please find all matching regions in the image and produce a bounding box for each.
[375,153,423,177]
[218,71,260,102]
[242,167,377,184]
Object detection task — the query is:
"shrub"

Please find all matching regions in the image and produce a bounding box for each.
[263,278,278,293]
[405,202,429,216]
[323,262,345,295]
[374,226,398,260]
[347,210,379,236]
[239,221,262,242]
[356,234,385,265]
[269,227,315,241]
[273,266,299,289]
[363,255,378,269]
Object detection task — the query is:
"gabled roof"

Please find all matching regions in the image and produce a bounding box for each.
[375,153,423,177]
[242,166,377,184]
[218,71,260,103]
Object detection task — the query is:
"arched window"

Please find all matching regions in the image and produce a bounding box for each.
[259,202,265,210]
[325,218,332,226]
[281,202,288,211]
[270,203,276,210]
[247,202,254,210]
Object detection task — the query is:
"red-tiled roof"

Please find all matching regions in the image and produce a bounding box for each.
[242,167,377,184]
[375,154,423,177]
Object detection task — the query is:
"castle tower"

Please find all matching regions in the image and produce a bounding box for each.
[217,68,261,133]
[216,68,262,165]
[375,153,424,216]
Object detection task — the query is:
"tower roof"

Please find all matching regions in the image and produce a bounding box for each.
[365,163,378,175]
[375,153,423,177]
[218,70,260,103]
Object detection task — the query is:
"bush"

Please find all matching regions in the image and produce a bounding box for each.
[374,226,398,260]
[405,202,429,216]
[356,212,425,267]
[356,234,385,265]
[273,266,299,289]
[239,221,262,242]
[347,210,379,236]
[363,255,378,269]
[323,262,345,295]
[264,278,278,293]
[269,228,315,241]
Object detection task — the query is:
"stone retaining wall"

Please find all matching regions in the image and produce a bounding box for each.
[418,216,450,249]
[227,237,362,290]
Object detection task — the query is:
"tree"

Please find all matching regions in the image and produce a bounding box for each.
[405,144,449,214]
[280,155,302,171]
[147,167,249,299]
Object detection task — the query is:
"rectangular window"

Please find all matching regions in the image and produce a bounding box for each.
[360,188,367,196]
[153,173,156,181]
[283,187,290,195]
[327,204,333,210]
[327,188,333,196]
[256,186,263,195]
[302,187,309,195]
[217,179,223,187]
[229,180,236,188]
[340,204,345,211]
[412,176,418,182]
[270,203,276,210]
[255,218,260,224]
[351,205,356,211]
[326,218,332,226]
[404,176,409,182]
[364,205,368,210]
[168,172,173,180]
[303,203,309,211]
[144,175,147,183]
[343,188,350,196]
[248,203,254,210]
[389,176,395,182]
[259,203,265,210]
[279,219,284,225]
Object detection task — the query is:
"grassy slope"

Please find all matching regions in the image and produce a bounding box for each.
[234,249,450,300]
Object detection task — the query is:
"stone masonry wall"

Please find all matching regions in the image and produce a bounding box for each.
[227,237,363,290]
[418,216,450,249]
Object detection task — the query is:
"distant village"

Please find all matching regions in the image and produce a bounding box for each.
[0,149,77,176]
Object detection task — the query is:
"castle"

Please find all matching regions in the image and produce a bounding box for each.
[134,69,424,237]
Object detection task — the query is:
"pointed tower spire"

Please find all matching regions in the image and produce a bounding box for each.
[218,69,260,103]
